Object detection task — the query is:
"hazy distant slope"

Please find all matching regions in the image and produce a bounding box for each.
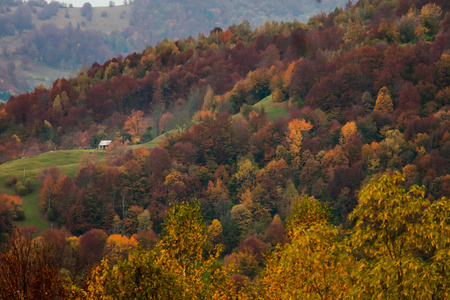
[0,0,346,99]
[129,0,348,46]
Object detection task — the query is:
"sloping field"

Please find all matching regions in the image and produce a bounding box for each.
[233,96,289,121]
[0,150,105,231]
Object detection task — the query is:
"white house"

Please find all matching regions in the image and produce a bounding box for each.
[98,140,112,150]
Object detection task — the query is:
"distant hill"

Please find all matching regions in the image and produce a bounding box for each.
[0,0,346,99]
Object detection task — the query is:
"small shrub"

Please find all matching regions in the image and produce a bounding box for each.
[13,206,25,221]
[240,104,253,118]
[16,185,27,196]
[24,178,34,193]
[288,96,303,109]
[6,176,18,188]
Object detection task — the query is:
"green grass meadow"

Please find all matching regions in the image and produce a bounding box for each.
[0,150,105,231]
[252,96,289,121]
[233,96,289,121]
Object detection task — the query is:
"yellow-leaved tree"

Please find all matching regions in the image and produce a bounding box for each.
[339,121,358,145]
[348,172,450,299]
[85,249,180,299]
[102,234,138,266]
[286,119,313,156]
[260,196,353,299]
[84,202,235,299]
[374,86,394,113]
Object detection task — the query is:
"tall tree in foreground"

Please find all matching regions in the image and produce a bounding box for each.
[0,228,68,299]
[348,172,450,299]
[155,202,233,299]
[260,196,353,299]
[84,202,234,299]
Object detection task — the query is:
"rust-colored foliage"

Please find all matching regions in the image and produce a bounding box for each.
[0,228,69,299]
[124,110,146,144]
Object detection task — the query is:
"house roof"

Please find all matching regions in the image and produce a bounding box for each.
[99,140,112,146]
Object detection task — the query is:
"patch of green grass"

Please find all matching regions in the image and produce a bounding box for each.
[0,150,105,232]
[253,95,289,121]
[129,134,168,150]
[234,95,289,121]
[132,127,186,150]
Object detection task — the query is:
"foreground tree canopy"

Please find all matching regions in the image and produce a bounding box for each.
[1,172,449,299]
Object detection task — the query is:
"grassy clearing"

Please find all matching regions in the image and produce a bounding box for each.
[0,150,105,231]
[252,96,289,120]
[233,95,289,121]
[129,133,170,150]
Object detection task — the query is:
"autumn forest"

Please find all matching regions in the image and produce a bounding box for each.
[1,0,450,298]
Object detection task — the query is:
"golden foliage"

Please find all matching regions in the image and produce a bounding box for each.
[374,86,394,113]
[287,119,313,155]
[85,202,234,299]
[164,170,185,188]
[208,219,223,241]
[343,19,366,44]
[380,21,399,42]
[103,234,138,265]
[322,145,349,169]
[339,121,358,145]
[262,196,352,299]
[202,85,215,111]
[271,87,285,103]
[348,172,450,299]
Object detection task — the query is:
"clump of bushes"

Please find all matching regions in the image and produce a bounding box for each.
[16,183,27,196]
[13,178,34,196]
[25,178,34,193]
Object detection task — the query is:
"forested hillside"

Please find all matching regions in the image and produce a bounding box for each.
[0,0,345,99]
[1,0,450,298]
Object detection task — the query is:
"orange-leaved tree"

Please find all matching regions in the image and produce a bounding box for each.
[124,110,145,144]
[286,118,313,156]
